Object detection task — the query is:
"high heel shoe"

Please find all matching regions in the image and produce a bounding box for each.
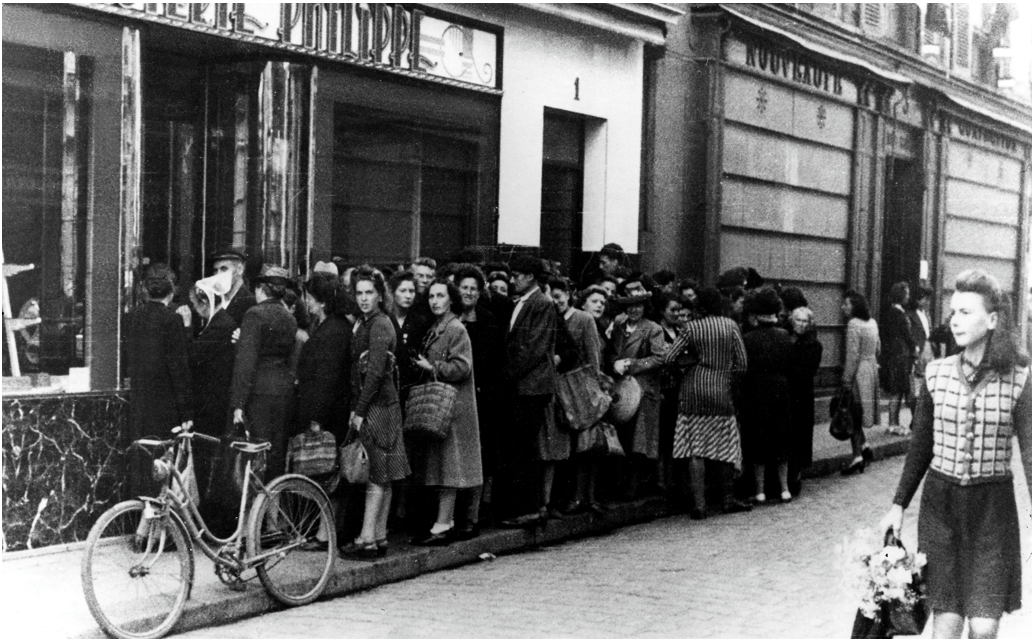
[841,458,866,476]
[862,448,874,463]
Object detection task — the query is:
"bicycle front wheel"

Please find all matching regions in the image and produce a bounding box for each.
[247,475,336,606]
[81,500,194,639]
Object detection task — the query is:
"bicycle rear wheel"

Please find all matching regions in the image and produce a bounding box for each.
[247,475,335,606]
[81,500,194,639]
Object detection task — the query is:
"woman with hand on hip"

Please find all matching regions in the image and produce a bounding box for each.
[881,269,1032,639]
[409,279,482,546]
[342,267,410,559]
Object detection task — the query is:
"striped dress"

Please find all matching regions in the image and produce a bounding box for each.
[665,316,747,471]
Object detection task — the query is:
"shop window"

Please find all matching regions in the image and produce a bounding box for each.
[331,108,480,266]
[2,43,91,393]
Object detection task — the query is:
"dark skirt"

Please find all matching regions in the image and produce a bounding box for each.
[918,472,1021,618]
[360,402,411,484]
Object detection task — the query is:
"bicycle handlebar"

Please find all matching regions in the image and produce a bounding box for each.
[133,430,221,450]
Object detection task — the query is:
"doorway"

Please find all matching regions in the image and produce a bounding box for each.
[879,157,923,307]
[540,111,585,275]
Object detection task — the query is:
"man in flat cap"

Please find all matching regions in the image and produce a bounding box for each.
[210,248,256,326]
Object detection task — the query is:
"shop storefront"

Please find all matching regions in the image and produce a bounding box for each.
[2,3,679,551]
[645,4,1031,386]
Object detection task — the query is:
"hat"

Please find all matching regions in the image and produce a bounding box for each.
[255,264,291,286]
[194,271,233,311]
[613,280,652,306]
[313,260,339,277]
[607,376,642,424]
[210,247,246,263]
[510,255,544,279]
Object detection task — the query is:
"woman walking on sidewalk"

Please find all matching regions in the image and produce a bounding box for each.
[840,290,879,475]
[881,269,1032,639]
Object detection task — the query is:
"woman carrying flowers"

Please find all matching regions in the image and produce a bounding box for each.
[881,269,1032,639]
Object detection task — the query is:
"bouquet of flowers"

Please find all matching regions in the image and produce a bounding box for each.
[838,528,929,638]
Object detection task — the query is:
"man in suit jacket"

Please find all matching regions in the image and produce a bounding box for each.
[498,255,557,525]
[210,247,256,326]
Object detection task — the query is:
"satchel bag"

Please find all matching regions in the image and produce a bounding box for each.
[337,429,370,485]
[403,370,457,441]
[829,387,857,441]
[286,429,338,477]
[577,421,626,457]
[556,364,612,431]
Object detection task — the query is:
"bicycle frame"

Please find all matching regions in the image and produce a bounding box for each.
[143,434,287,575]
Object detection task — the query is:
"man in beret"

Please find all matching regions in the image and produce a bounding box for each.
[210,248,256,326]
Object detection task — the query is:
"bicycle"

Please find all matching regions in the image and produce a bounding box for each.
[81,429,337,639]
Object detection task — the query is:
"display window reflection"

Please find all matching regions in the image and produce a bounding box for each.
[2,43,91,393]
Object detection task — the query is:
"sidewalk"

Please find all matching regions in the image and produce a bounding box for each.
[0,408,912,639]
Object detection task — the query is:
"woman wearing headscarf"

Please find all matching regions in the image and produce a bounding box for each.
[606,279,667,499]
[229,265,298,479]
[409,278,482,546]
[664,287,749,519]
[739,287,795,505]
[186,271,237,526]
[786,305,823,497]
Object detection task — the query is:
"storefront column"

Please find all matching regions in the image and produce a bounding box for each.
[117,26,142,382]
[1018,148,1031,346]
[256,61,313,272]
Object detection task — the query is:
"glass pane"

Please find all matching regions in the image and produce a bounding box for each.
[3,43,90,392]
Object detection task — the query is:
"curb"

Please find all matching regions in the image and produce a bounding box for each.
[66,434,909,638]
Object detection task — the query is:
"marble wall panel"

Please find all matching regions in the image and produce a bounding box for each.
[2,392,129,551]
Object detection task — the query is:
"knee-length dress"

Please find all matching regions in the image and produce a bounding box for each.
[740,325,794,465]
[893,356,1032,617]
[843,318,880,429]
[411,312,483,488]
[351,309,410,484]
[665,315,747,471]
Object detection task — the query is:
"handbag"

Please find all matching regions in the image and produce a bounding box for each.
[286,428,338,477]
[403,369,457,441]
[337,429,370,485]
[829,387,856,441]
[577,421,626,457]
[556,364,612,431]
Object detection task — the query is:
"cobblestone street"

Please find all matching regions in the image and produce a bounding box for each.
[181,456,1032,639]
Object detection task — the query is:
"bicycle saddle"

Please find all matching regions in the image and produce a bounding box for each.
[230,440,272,455]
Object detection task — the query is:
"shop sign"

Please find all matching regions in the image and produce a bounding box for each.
[951,118,1019,153]
[726,38,855,101]
[79,3,499,89]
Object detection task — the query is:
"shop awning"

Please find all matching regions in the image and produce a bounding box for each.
[720,4,914,86]
[942,92,1032,136]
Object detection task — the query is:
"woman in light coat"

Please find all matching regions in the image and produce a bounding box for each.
[841,289,879,475]
[410,279,482,545]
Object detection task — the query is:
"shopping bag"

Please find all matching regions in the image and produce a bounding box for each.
[829,387,856,441]
[337,429,369,485]
[576,421,626,457]
[286,428,338,476]
[403,376,457,441]
[173,438,201,506]
[556,364,612,431]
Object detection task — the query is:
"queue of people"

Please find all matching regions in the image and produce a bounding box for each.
[124,243,863,554]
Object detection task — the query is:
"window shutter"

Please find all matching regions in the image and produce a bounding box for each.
[954,4,970,68]
[863,3,884,35]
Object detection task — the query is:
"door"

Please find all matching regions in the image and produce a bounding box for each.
[880,157,924,306]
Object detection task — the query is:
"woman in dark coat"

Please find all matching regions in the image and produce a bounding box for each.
[295,273,352,442]
[455,265,505,536]
[653,292,689,504]
[409,279,482,546]
[229,265,297,479]
[786,305,823,497]
[739,286,794,504]
[125,263,194,497]
[881,281,916,434]
[343,267,410,558]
